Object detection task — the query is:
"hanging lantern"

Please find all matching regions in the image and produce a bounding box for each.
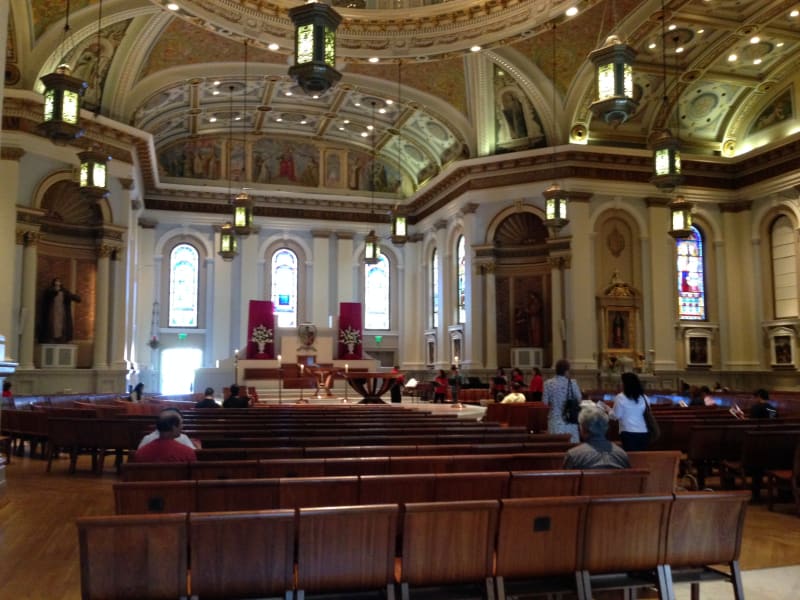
[543,183,569,231]
[391,210,407,245]
[77,148,110,200]
[288,2,342,94]
[232,190,254,236]
[38,65,87,144]
[588,35,638,126]
[364,230,380,265]
[668,195,694,239]
[218,222,239,261]
[650,128,683,192]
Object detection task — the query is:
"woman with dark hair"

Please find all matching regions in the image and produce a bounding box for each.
[611,372,651,451]
[528,367,543,402]
[542,359,582,442]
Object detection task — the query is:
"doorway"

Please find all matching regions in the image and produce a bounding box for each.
[160,347,203,394]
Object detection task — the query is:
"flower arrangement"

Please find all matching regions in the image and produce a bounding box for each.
[339,325,362,346]
[251,324,274,353]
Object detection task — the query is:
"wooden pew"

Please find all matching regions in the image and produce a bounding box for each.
[189,510,295,599]
[196,479,281,512]
[495,496,589,599]
[578,468,649,495]
[433,471,510,502]
[76,513,189,600]
[509,470,581,498]
[114,481,197,514]
[278,476,359,509]
[296,504,398,600]
[661,490,750,600]
[400,499,499,600]
[359,473,436,504]
[627,450,681,493]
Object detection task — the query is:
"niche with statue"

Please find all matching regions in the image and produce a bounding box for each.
[596,272,642,374]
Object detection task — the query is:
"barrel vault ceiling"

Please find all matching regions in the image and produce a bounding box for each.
[7,0,800,221]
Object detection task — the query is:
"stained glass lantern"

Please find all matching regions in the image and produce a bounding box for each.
[391,210,407,245]
[232,190,254,236]
[39,65,87,144]
[651,128,683,192]
[668,195,694,239]
[78,148,110,200]
[218,222,239,261]
[288,2,342,94]
[543,183,569,231]
[364,230,380,265]
[589,35,638,126]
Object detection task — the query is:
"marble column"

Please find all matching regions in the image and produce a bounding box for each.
[93,244,113,368]
[18,230,40,370]
[311,230,332,325]
[482,261,498,370]
[461,203,479,368]
[110,248,128,370]
[646,198,677,371]
[548,255,569,361]
[336,233,354,303]
[564,194,595,369]
[0,149,24,359]
[434,221,448,367]
[400,235,423,368]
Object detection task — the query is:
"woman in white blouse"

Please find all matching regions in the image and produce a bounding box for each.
[610,372,651,451]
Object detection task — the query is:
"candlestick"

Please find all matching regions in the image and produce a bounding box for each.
[277,354,282,364]
[345,363,349,373]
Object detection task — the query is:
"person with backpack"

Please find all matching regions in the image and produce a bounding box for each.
[542,359,581,442]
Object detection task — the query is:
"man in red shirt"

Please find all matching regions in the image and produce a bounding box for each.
[133,412,197,462]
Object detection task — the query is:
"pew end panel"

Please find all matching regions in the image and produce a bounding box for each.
[77,513,189,600]
[189,510,296,599]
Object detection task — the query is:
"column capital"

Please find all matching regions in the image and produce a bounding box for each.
[473,258,496,275]
[335,231,354,240]
[97,244,117,259]
[311,229,332,238]
[460,202,479,216]
[548,255,571,269]
[1,146,25,161]
[720,201,752,213]
[119,178,135,191]
[434,219,448,231]
[645,196,671,208]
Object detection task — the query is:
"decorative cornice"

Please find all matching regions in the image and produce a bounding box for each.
[23,231,42,247]
[1,147,25,161]
[335,232,354,240]
[97,244,117,259]
[119,178,135,191]
[645,197,671,208]
[311,230,332,238]
[461,202,479,216]
[138,217,158,229]
[719,201,752,213]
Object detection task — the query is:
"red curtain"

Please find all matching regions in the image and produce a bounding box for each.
[246,300,275,359]
[338,302,363,359]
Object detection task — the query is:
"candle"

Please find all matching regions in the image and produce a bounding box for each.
[234,348,239,358]
[300,364,304,374]
[345,363,349,373]
[277,354,282,364]
[454,356,459,368]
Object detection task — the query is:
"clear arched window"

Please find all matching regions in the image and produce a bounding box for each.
[365,253,390,330]
[431,248,439,328]
[456,235,466,323]
[168,243,199,327]
[271,249,298,327]
[771,215,798,318]
[676,226,706,320]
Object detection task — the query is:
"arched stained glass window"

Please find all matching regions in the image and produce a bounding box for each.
[365,253,390,330]
[676,226,706,320]
[431,248,439,328]
[456,235,466,323]
[169,243,199,327]
[272,249,298,327]
[771,215,798,318]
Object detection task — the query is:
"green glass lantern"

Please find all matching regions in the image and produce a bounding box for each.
[78,148,110,200]
[219,222,239,261]
[232,190,254,237]
[668,195,694,239]
[651,128,683,192]
[364,230,380,265]
[288,2,342,94]
[391,210,407,245]
[543,183,569,231]
[589,35,638,126]
[39,65,87,144]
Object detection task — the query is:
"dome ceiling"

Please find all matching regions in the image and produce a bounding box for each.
[8,0,800,211]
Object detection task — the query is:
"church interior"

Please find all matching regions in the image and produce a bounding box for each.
[3,3,800,599]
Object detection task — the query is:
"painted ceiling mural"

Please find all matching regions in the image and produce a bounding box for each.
[10,0,800,206]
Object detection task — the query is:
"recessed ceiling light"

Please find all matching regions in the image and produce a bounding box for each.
[312,94,319,99]
[470,45,481,52]
[648,42,657,49]
[368,57,380,63]
[234,116,241,121]
[750,36,760,44]
[668,24,677,31]
[378,108,386,114]
[697,29,705,34]
[209,117,217,122]
[367,124,374,131]
[386,99,393,105]
[300,120,307,124]
[285,91,292,96]
[276,117,283,122]
[338,126,345,131]
[354,102,361,107]
[565,6,578,17]
[213,80,221,86]
[792,9,799,18]
[167,3,179,11]
[753,58,762,65]
[777,41,785,47]
[728,54,738,62]
[676,46,685,53]
[361,132,368,137]
[268,43,279,51]
[212,90,220,95]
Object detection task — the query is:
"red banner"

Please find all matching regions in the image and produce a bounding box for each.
[338,302,363,359]
[247,300,275,359]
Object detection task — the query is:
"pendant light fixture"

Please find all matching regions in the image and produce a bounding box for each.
[232,40,253,236]
[218,85,239,261]
[542,22,569,232]
[650,0,682,192]
[364,100,380,265]
[39,0,88,144]
[288,1,342,94]
[588,1,638,126]
[390,60,408,246]
[668,195,694,239]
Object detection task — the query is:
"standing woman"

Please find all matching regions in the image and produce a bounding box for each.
[433,369,448,403]
[611,372,650,451]
[542,359,582,443]
[528,367,543,402]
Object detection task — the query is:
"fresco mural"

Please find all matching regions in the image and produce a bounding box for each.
[750,88,793,134]
[158,136,401,191]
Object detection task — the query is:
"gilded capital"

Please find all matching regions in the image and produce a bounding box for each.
[1,147,26,161]
[97,244,116,259]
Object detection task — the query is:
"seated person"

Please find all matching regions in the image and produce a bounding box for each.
[129,382,145,403]
[133,411,197,462]
[563,405,630,470]
[749,388,777,419]
[1,380,14,408]
[138,408,197,450]
[500,382,526,404]
[223,384,249,408]
[195,387,219,408]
